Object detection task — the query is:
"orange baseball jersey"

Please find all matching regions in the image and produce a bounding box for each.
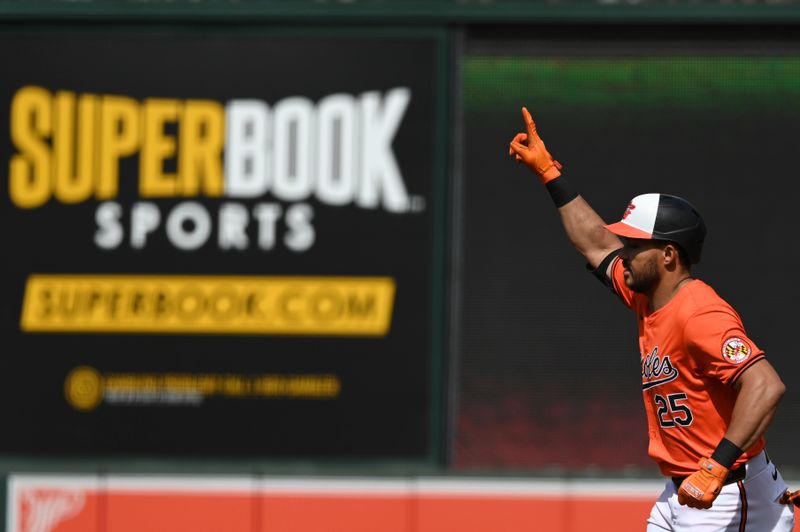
[609,257,766,477]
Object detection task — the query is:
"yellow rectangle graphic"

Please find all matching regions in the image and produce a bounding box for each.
[21,275,396,336]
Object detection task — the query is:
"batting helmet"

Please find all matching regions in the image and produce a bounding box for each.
[604,193,707,264]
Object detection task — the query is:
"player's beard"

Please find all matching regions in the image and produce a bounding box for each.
[625,256,660,294]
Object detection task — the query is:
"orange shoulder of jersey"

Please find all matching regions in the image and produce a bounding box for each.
[680,283,765,385]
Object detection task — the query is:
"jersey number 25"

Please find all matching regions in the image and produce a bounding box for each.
[654,393,694,428]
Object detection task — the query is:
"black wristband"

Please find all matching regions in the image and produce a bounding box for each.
[545,176,579,207]
[711,438,745,469]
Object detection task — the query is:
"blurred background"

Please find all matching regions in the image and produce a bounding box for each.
[1,1,799,531]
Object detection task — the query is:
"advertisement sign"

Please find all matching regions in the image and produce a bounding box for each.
[0,31,444,459]
[7,474,666,532]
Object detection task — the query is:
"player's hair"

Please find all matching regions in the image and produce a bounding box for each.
[672,242,692,270]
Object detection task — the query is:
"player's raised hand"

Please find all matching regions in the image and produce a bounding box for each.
[677,458,730,510]
[508,107,563,184]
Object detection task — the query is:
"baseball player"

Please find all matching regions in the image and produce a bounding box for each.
[508,107,799,531]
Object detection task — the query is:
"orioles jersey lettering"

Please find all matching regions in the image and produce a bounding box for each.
[609,257,766,476]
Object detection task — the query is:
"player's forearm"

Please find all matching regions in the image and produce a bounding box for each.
[506,109,621,268]
[724,360,786,451]
[557,195,622,269]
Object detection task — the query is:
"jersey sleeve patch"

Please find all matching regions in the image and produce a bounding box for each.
[722,337,752,364]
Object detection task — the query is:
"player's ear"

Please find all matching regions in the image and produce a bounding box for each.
[662,243,680,267]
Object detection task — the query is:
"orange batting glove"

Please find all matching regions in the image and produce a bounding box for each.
[508,107,563,184]
[677,457,730,510]
[780,489,800,507]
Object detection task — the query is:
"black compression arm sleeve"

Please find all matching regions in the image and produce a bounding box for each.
[588,248,622,292]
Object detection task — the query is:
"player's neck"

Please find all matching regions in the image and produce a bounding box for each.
[648,270,694,313]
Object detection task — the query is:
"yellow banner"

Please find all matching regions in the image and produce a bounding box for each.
[21,275,395,336]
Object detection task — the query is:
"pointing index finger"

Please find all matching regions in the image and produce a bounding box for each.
[521,107,537,137]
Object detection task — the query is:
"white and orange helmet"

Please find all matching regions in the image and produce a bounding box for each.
[605,193,707,264]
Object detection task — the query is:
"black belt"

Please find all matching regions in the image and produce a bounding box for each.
[672,466,746,489]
